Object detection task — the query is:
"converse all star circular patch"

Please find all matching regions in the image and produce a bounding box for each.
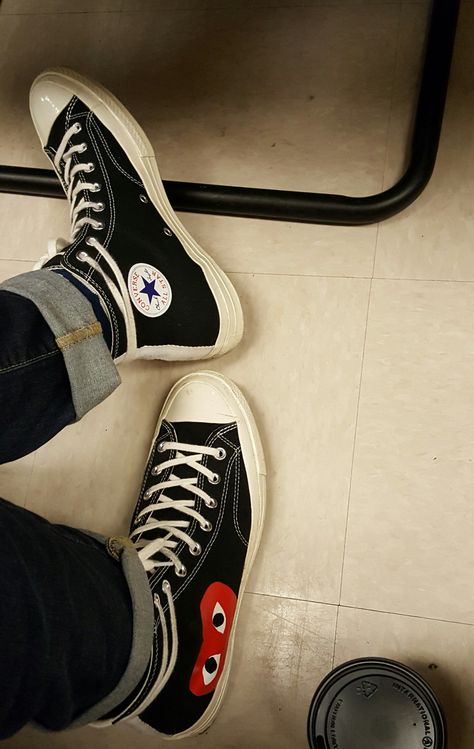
[128,263,172,317]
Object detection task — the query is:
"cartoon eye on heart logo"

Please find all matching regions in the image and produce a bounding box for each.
[189,582,237,696]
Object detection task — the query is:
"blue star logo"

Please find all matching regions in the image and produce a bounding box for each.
[140,277,160,304]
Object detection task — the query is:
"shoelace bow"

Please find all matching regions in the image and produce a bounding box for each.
[116,440,225,720]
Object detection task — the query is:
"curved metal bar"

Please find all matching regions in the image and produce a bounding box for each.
[0,0,460,226]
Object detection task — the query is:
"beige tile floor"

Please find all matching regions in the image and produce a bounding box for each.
[0,0,473,747]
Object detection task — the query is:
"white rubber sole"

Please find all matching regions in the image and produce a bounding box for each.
[30,68,244,360]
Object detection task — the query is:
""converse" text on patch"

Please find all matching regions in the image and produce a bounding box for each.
[128,262,172,317]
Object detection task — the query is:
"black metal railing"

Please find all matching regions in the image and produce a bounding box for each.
[0,0,460,225]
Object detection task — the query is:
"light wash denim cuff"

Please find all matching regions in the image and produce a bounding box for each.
[1,270,120,419]
[68,535,154,727]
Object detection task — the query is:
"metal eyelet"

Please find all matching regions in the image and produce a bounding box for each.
[78,143,87,153]
[94,221,104,230]
[200,520,212,532]
[157,441,167,453]
[190,543,201,556]
[163,227,173,236]
[92,202,105,212]
[139,194,148,203]
[175,565,187,578]
[85,237,96,247]
[144,488,153,500]
[208,472,221,485]
[216,447,226,461]
[76,250,89,261]
[207,498,217,509]
[90,182,101,192]
[84,162,95,173]
[73,122,82,134]
[151,465,161,476]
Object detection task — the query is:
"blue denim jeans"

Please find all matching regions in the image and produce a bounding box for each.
[0,270,121,464]
[0,272,153,738]
[0,289,75,463]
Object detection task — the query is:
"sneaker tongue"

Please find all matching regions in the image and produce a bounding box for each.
[173,420,231,446]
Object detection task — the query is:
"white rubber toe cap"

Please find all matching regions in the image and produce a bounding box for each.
[162,372,239,425]
[29,75,74,145]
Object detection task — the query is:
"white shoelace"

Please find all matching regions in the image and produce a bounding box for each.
[35,122,106,269]
[54,122,104,239]
[115,440,225,721]
[35,123,128,321]
[133,440,225,576]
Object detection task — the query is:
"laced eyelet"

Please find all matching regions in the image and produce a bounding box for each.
[163,227,173,236]
[207,498,217,509]
[216,447,226,461]
[85,237,96,247]
[151,465,161,476]
[84,162,95,173]
[200,520,212,532]
[157,441,167,453]
[175,565,187,578]
[139,194,148,203]
[78,143,87,153]
[90,182,101,192]
[76,250,89,261]
[92,202,105,212]
[94,221,105,230]
[190,543,201,556]
[73,122,82,134]
[144,488,153,500]
[208,472,221,485]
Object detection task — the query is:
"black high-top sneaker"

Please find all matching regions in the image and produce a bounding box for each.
[29,68,243,362]
[97,371,266,738]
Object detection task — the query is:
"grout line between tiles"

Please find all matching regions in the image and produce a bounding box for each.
[4,265,474,286]
[339,603,474,628]
[228,271,474,286]
[227,270,373,280]
[246,590,335,606]
[0,3,433,16]
[373,275,474,284]
[2,264,474,284]
[331,604,341,668]
[329,277,373,663]
[246,591,474,628]
[372,224,380,279]
[0,259,34,265]
[336,278,373,605]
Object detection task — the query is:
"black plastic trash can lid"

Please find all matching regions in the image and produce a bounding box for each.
[307,657,446,749]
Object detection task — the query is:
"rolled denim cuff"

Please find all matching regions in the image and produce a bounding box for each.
[68,535,154,727]
[1,270,120,419]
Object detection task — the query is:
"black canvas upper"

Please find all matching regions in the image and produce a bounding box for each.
[108,418,252,735]
[42,96,220,358]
